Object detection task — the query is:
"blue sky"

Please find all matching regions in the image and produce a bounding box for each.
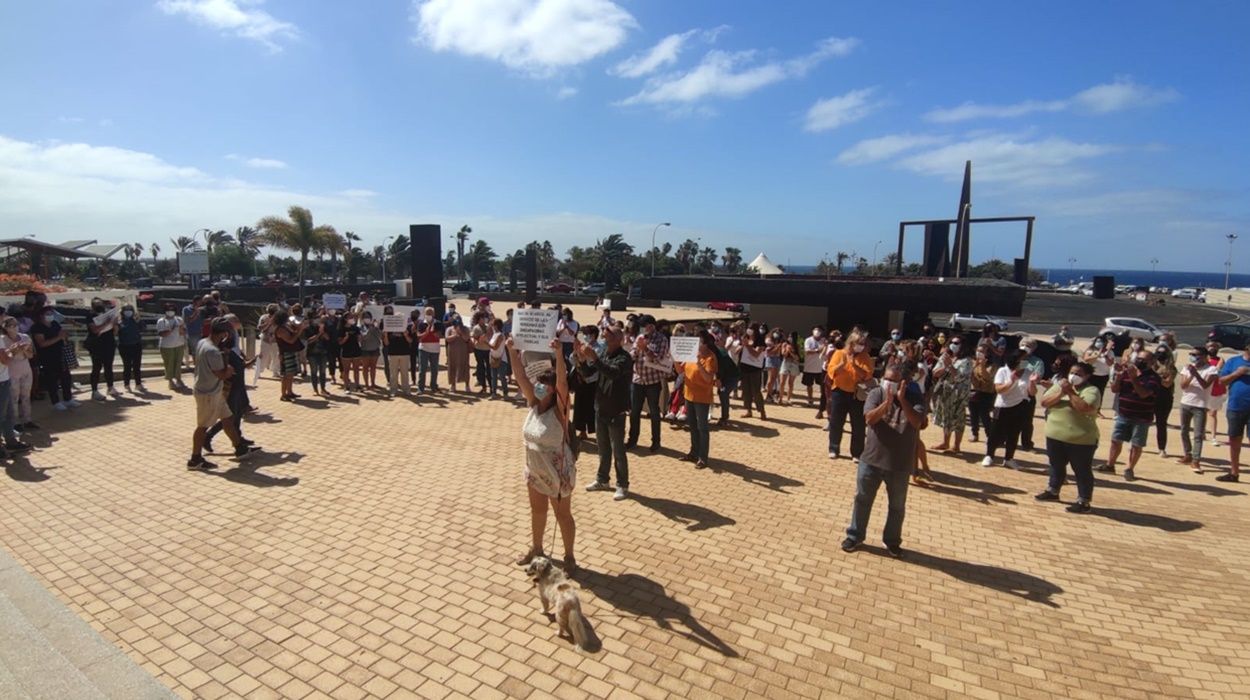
[0,0,1246,272]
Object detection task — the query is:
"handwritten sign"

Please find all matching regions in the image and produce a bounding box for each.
[524,359,553,382]
[365,305,420,322]
[382,315,407,333]
[93,309,117,328]
[670,336,699,363]
[322,293,347,310]
[512,308,559,352]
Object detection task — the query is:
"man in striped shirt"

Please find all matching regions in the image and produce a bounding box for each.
[627,315,669,452]
[1099,349,1160,481]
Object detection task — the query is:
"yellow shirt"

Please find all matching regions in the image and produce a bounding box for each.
[682,355,718,404]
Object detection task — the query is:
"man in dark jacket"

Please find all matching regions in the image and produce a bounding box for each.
[576,326,634,501]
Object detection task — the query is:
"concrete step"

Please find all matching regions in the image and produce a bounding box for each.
[0,550,174,699]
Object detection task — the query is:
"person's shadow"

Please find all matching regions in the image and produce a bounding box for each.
[573,569,738,657]
[1142,478,1244,498]
[203,451,303,487]
[922,471,1024,505]
[863,546,1064,608]
[1090,507,1201,532]
[708,457,804,493]
[5,457,54,482]
[630,493,736,532]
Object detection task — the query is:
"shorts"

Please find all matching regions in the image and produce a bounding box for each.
[1227,409,1250,441]
[194,391,231,429]
[781,360,801,376]
[280,352,300,376]
[1111,416,1150,447]
[802,371,823,387]
[1208,394,1227,411]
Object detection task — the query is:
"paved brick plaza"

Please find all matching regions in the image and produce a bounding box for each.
[2,379,1248,699]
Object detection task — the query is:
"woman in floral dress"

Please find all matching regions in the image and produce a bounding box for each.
[932,337,973,453]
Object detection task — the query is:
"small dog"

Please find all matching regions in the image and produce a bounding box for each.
[524,556,591,650]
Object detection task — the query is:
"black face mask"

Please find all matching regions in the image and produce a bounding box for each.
[1134,359,1150,371]
[219,334,235,350]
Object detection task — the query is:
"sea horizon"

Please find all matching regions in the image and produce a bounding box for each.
[782,265,1250,289]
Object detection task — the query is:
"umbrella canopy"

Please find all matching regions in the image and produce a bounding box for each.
[746,253,783,276]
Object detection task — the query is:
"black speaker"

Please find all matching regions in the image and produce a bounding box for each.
[409,224,442,300]
[922,223,951,277]
[1092,275,1115,299]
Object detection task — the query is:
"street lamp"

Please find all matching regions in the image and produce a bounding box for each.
[1150,257,1159,273]
[872,240,882,274]
[650,222,671,278]
[1225,233,1238,307]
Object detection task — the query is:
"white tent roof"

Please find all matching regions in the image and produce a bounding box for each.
[746,252,784,276]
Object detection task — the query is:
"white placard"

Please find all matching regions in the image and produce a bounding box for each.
[512,308,560,352]
[382,315,407,333]
[365,304,420,322]
[524,360,552,382]
[92,309,117,328]
[670,336,699,363]
[177,251,209,275]
[322,293,347,310]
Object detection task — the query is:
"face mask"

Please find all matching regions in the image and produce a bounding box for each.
[1094,341,1104,348]
[42,315,53,324]
[1190,355,1201,365]
[948,343,961,353]
[122,310,134,318]
[1134,359,1150,370]
[880,379,896,397]
[813,330,822,339]
[890,333,900,341]
[533,383,549,400]
[1069,373,1086,386]
[165,311,175,318]
[853,344,865,354]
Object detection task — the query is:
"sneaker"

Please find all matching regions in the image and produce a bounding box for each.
[1123,468,1136,481]
[648,444,660,453]
[5,442,32,454]
[1159,448,1169,458]
[168,380,177,390]
[980,456,994,467]
[91,391,106,401]
[1094,463,1115,474]
[969,434,980,443]
[840,538,860,553]
[613,486,628,501]
[828,451,838,460]
[107,387,122,397]
[1066,500,1091,513]
[679,453,695,462]
[1215,473,1240,483]
[186,456,211,471]
[1005,459,1023,470]
[1034,490,1060,501]
[53,402,68,411]
[695,460,708,469]
[585,481,611,492]
[67,399,82,408]
[233,445,262,458]
[1179,455,1192,465]
[1212,438,1222,447]
[884,544,904,559]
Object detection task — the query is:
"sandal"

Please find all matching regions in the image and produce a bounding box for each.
[516,549,543,566]
[562,555,578,574]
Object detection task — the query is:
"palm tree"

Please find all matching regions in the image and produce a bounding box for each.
[170,236,199,253]
[321,230,346,281]
[203,229,232,254]
[721,247,742,273]
[149,242,161,267]
[592,233,634,289]
[256,205,338,301]
[835,251,849,274]
[387,234,411,279]
[456,225,472,279]
[234,225,263,276]
[464,239,496,282]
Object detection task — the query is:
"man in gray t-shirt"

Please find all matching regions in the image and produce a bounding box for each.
[842,361,927,558]
[194,337,225,394]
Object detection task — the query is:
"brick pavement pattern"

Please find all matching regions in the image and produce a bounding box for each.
[2,379,1249,699]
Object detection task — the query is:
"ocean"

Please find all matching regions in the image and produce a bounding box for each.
[783,265,1250,290]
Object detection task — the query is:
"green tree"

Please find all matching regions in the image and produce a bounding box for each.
[148,242,161,269]
[674,239,699,274]
[387,234,411,278]
[721,247,742,273]
[443,250,457,279]
[456,225,472,279]
[835,251,849,273]
[696,246,717,273]
[592,233,634,290]
[170,235,199,253]
[256,205,338,301]
[203,229,232,254]
[210,244,253,277]
[464,239,496,282]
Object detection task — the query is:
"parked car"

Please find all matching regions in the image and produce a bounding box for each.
[451,280,476,292]
[480,281,502,292]
[211,278,236,289]
[1171,288,1199,300]
[131,277,154,289]
[545,282,574,293]
[706,301,746,312]
[262,278,286,288]
[947,313,1009,331]
[579,283,606,296]
[1098,316,1163,342]
[1149,286,1172,295]
[1209,323,1250,349]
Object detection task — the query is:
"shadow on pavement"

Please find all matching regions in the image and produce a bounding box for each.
[572,568,738,658]
[864,546,1064,608]
[630,493,736,532]
[923,471,1023,505]
[1091,507,1202,532]
[709,457,804,493]
[1091,478,1172,495]
[5,457,54,482]
[1142,478,1245,497]
[201,451,303,487]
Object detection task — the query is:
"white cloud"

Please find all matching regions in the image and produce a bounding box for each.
[895,134,1118,187]
[556,86,578,99]
[244,157,287,169]
[412,0,636,76]
[925,77,1178,123]
[836,134,945,165]
[619,36,859,107]
[57,116,86,125]
[337,189,378,198]
[156,0,298,52]
[610,30,696,78]
[803,88,881,133]
[1,135,207,183]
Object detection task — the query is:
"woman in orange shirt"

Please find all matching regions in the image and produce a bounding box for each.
[826,330,875,460]
[679,331,719,469]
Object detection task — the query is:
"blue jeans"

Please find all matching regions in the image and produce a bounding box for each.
[1045,438,1096,502]
[846,459,911,547]
[686,402,711,462]
[718,377,739,421]
[596,411,629,488]
[829,388,865,457]
[418,350,440,391]
[490,362,509,396]
[0,379,16,444]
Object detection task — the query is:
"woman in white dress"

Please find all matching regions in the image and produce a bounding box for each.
[509,337,578,573]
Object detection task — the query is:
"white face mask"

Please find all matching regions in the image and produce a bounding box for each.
[948,344,961,353]
[1069,373,1086,386]
[165,311,175,318]
[533,383,549,400]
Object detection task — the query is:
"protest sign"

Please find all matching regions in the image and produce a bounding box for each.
[670,336,699,363]
[524,359,553,382]
[382,315,407,332]
[365,304,420,322]
[322,293,347,310]
[92,308,117,328]
[512,308,559,352]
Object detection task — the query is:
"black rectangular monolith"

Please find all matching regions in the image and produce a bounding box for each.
[524,245,538,302]
[410,224,443,314]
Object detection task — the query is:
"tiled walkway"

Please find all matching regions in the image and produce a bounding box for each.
[2,379,1248,698]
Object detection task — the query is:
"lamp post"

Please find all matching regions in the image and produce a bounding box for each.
[872,240,882,275]
[1225,233,1238,308]
[1150,257,1159,273]
[650,222,671,278]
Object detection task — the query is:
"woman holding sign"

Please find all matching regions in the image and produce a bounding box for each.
[87,298,121,400]
[678,331,719,468]
[509,337,578,573]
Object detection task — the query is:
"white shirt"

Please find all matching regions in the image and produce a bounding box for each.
[489,331,506,359]
[739,345,766,368]
[1180,364,1218,408]
[155,316,185,349]
[557,319,579,343]
[2,333,32,379]
[803,336,826,373]
[993,366,1030,408]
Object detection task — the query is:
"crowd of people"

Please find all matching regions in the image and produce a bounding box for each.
[11,287,1247,565]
